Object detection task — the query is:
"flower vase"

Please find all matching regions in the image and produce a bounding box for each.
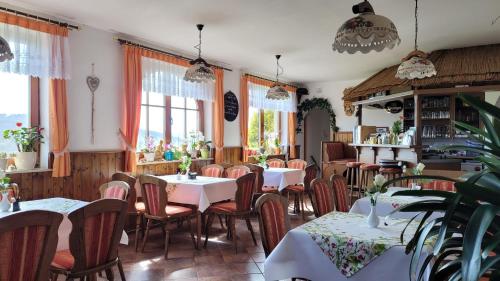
[367,204,380,228]
[0,192,11,212]
[143,152,155,162]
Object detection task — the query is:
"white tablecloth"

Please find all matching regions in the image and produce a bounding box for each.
[155,175,237,212]
[263,168,305,192]
[264,212,431,281]
[0,198,128,250]
[350,187,444,220]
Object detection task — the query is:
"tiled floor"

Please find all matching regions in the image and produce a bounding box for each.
[112,199,313,281]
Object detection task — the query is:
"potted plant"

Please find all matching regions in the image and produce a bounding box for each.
[198,140,212,159]
[253,153,268,168]
[384,94,500,280]
[3,123,44,170]
[0,171,12,211]
[141,136,156,162]
[178,156,192,176]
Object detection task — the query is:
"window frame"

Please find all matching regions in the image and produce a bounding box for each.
[248,107,282,150]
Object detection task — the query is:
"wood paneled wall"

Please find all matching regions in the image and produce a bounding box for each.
[333,131,353,143]
[222,147,243,164]
[135,158,213,176]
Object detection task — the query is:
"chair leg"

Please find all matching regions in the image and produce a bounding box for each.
[230,216,237,253]
[105,268,114,281]
[188,215,197,249]
[134,213,141,252]
[141,219,152,253]
[204,213,215,248]
[301,193,306,220]
[217,214,226,230]
[245,217,257,246]
[117,259,126,281]
[164,224,170,259]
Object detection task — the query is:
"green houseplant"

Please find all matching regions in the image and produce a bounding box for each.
[383,94,500,281]
[3,123,44,170]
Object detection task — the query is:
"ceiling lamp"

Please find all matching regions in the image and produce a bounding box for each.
[266,55,289,100]
[0,36,13,62]
[396,0,436,79]
[184,24,215,83]
[332,0,400,54]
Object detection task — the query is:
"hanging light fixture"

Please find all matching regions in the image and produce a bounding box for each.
[266,55,289,100]
[396,0,436,79]
[184,24,215,83]
[0,36,13,62]
[333,0,400,54]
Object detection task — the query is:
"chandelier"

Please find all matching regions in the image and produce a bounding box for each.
[396,0,436,79]
[0,36,13,62]
[184,24,215,83]
[333,0,400,54]
[266,55,289,100]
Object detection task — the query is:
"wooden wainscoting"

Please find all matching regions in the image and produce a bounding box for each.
[222,146,243,164]
[135,158,214,176]
[332,131,353,143]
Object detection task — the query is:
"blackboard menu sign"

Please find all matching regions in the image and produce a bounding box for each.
[224,91,239,122]
[384,100,403,114]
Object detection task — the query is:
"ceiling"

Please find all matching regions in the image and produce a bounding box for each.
[2,0,500,84]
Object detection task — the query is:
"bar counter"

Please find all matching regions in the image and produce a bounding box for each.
[348,143,419,167]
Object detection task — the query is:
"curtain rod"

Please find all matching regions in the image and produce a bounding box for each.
[0,6,79,30]
[244,73,298,88]
[117,38,232,72]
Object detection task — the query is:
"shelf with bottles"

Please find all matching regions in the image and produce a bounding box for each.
[422,124,452,139]
[421,96,451,109]
[455,96,480,128]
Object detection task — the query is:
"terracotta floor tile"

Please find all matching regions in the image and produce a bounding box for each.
[255,262,265,274]
[231,262,261,274]
[250,252,266,263]
[194,254,225,264]
[196,263,234,278]
[163,267,198,280]
[231,273,266,281]
[222,253,253,263]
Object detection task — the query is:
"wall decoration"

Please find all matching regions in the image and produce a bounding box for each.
[384,100,403,114]
[343,100,356,116]
[86,63,100,144]
[297,97,338,133]
[224,91,239,122]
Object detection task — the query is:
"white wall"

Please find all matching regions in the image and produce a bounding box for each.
[361,106,402,128]
[222,69,241,147]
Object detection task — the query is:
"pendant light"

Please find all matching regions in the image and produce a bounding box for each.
[395,0,436,79]
[266,55,289,100]
[184,24,215,83]
[333,0,400,54]
[0,36,13,62]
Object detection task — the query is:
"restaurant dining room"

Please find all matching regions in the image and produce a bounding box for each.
[0,0,499,280]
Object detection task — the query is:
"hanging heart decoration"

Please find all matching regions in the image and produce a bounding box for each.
[87,63,100,144]
[86,76,100,92]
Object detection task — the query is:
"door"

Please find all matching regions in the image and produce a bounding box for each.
[304,108,330,164]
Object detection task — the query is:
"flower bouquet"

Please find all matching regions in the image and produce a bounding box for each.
[365,174,387,228]
[403,162,428,190]
[253,153,268,168]
[178,156,192,175]
[141,136,156,162]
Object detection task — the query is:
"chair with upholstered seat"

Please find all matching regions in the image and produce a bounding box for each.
[283,160,309,219]
[139,175,198,259]
[225,165,251,179]
[359,163,381,198]
[99,180,130,200]
[345,161,363,205]
[201,164,225,178]
[379,167,403,187]
[310,178,335,218]
[329,175,350,212]
[421,180,456,192]
[255,194,290,257]
[245,163,265,209]
[0,210,62,281]
[266,158,285,168]
[287,159,307,170]
[50,199,127,281]
[204,173,257,253]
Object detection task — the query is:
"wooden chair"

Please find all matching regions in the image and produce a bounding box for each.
[255,194,290,257]
[50,199,127,281]
[266,158,285,168]
[204,173,257,253]
[225,165,251,179]
[287,159,307,170]
[310,178,335,218]
[283,160,308,220]
[330,175,350,212]
[139,175,198,259]
[201,164,224,178]
[0,210,62,281]
[421,180,456,192]
[245,163,265,209]
[99,180,130,200]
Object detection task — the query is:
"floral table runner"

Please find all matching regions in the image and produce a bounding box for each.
[300,212,420,277]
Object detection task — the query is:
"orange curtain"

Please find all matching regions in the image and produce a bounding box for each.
[0,11,68,36]
[288,112,297,159]
[120,45,143,173]
[49,79,70,177]
[141,49,191,67]
[213,68,224,163]
[239,75,249,162]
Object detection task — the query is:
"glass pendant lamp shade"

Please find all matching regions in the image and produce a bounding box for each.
[0,36,13,62]
[333,0,400,54]
[184,24,215,83]
[266,54,290,100]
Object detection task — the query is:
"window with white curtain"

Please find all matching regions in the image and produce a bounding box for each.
[171,96,199,146]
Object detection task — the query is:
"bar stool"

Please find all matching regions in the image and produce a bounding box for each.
[379,167,403,187]
[359,164,381,198]
[345,161,363,205]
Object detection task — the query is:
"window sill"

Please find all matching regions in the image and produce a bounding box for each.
[136,158,214,166]
[6,168,53,174]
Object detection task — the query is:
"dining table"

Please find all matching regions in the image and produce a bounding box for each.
[262,167,305,192]
[264,211,432,281]
[0,197,129,251]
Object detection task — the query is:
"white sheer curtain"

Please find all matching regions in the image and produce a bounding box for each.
[0,22,71,79]
[248,81,297,112]
[142,56,214,101]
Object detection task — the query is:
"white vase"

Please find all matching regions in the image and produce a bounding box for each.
[0,192,11,212]
[367,204,380,228]
[410,183,422,190]
[15,152,36,170]
[144,152,155,162]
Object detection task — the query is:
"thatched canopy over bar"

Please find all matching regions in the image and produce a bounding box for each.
[343,44,500,101]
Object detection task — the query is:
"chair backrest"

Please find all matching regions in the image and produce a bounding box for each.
[201,164,224,178]
[99,181,130,200]
[139,175,169,218]
[111,173,137,213]
[287,159,307,170]
[226,165,251,179]
[330,175,350,212]
[68,199,127,272]
[267,158,285,168]
[310,178,335,217]
[255,194,290,257]
[0,210,62,281]
[304,164,319,192]
[235,172,256,212]
[422,180,456,192]
[245,164,264,193]
[323,141,345,162]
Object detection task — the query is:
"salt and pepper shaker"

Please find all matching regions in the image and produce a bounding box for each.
[12,197,20,212]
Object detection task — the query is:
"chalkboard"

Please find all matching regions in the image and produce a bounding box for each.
[224,91,239,122]
[384,100,403,114]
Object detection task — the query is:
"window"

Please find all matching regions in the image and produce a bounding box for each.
[248,107,282,152]
[138,93,200,149]
[0,72,31,152]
